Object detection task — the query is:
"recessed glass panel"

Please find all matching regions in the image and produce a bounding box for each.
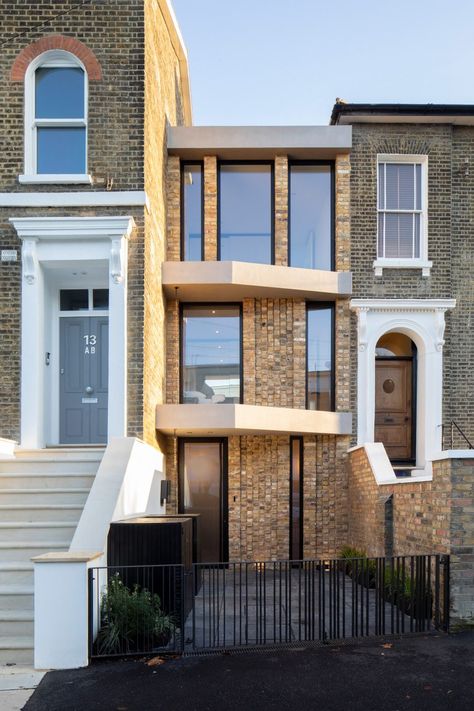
[37,127,86,174]
[35,67,85,119]
[60,289,89,311]
[181,441,223,563]
[307,305,334,411]
[290,437,303,561]
[219,164,272,264]
[93,289,109,310]
[182,164,202,261]
[290,164,332,270]
[182,306,241,404]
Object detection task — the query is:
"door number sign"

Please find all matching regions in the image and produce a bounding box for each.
[83,334,97,354]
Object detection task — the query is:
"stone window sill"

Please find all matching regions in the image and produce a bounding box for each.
[373,258,432,278]
[19,174,93,185]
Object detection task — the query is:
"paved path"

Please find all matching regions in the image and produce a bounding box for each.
[0,666,45,711]
[184,566,419,650]
[25,632,474,711]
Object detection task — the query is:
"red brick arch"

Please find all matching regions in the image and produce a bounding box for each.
[11,34,102,81]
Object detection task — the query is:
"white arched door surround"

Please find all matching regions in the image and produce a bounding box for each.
[351,299,456,469]
[10,215,134,449]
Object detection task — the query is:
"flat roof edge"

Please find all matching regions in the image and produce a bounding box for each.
[167,125,352,154]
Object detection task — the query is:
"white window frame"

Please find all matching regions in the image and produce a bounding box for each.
[374,154,431,277]
[20,50,91,185]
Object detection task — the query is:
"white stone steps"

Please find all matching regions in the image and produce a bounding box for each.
[0,609,33,637]
[0,541,70,561]
[0,472,96,488]
[0,563,33,586]
[0,504,83,522]
[0,522,76,543]
[0,586,34,611]
[0,488,90,505]
[0,637,34,665]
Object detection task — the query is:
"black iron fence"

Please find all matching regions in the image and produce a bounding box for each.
[89,554,450,659]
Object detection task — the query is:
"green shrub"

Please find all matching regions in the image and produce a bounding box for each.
[97,573,174,656]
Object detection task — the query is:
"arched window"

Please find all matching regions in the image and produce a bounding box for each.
[23,50,88,181]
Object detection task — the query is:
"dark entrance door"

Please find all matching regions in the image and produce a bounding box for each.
[178,438,228,563]
[59,316,109,444]
[375,359,413,461]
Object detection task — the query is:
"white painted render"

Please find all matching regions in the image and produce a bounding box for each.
[70,437,165,552]
[9,215,133,448]
[0,190,149,208]
[351,298,456,470]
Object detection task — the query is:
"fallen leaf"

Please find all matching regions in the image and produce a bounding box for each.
[423,685,432,691]
[382,643,393,649]
[147,656,165,667]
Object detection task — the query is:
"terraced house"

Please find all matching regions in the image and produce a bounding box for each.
[0,1,472,670]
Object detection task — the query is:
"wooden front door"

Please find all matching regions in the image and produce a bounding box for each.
[375,359,413,461]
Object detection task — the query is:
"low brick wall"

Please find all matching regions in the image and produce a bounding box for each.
[348,447,474,623]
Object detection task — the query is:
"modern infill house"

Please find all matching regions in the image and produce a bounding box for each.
[0,1,472,669]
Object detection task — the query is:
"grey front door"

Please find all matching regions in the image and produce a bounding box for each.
[60,316,109,444]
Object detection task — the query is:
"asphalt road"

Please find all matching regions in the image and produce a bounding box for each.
[25,632,474,711]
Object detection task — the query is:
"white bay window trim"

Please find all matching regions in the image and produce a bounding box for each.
[22,49,90,183]
[375,154,430,277]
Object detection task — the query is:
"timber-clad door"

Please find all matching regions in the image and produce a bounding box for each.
[59,316,109,444]
[375,359,413,461]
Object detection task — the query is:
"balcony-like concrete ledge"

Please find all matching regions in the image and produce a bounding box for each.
[162,261,352,301]
[167,125,352,159]
[156,403,352,436]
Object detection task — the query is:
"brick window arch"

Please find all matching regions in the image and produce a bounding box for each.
[11,34,102,82]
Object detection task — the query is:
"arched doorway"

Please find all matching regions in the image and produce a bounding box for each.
[375,332,417,463]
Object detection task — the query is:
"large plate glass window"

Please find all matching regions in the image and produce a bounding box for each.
[181,162,203,260]
[218,162,273,264]
[377,157,426,259]
[181,305,241,404]
[306,303,334,411]
[289,162,333,270]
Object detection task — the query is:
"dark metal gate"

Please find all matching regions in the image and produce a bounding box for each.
[89,554,450,659]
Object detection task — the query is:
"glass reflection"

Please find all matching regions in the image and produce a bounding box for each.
[290,164,332,270]
[37,127,86,174]
[182,306,240,404]
[181,441,222,563]
[35,67,84,119]
[219,163,272,264]
[182,164,202,260]
[307,306,334,411]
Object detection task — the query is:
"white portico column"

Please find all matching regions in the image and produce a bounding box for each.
[107,236,128,439]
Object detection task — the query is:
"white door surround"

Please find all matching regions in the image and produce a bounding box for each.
[10,216,134,449]
[351,298,456,469]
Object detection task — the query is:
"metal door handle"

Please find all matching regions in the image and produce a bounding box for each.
[85,386,94,394]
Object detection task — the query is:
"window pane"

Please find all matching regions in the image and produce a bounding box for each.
[35,67,84,119]
[182,164,202,260]
[289,164,332,270]
[219,164,272,264]
[307,306,333,411]
[384,213,400,258]
[398,213,414,257]
[385,163,415,210]
[93,289,109,310]
[182,306,241,404]
[378,163,385,209]
[60,289,88,311]
[37,127,86,173]
[415,164,422,210]
[290,437,303,561]
[378,213,384,257]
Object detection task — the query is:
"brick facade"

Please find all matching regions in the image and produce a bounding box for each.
[349,123,474,443]
[163,149,352,561]
[0,0,187,446]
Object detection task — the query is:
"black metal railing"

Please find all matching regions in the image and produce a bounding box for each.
[442,421,474,450]
[89,554,449,659]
